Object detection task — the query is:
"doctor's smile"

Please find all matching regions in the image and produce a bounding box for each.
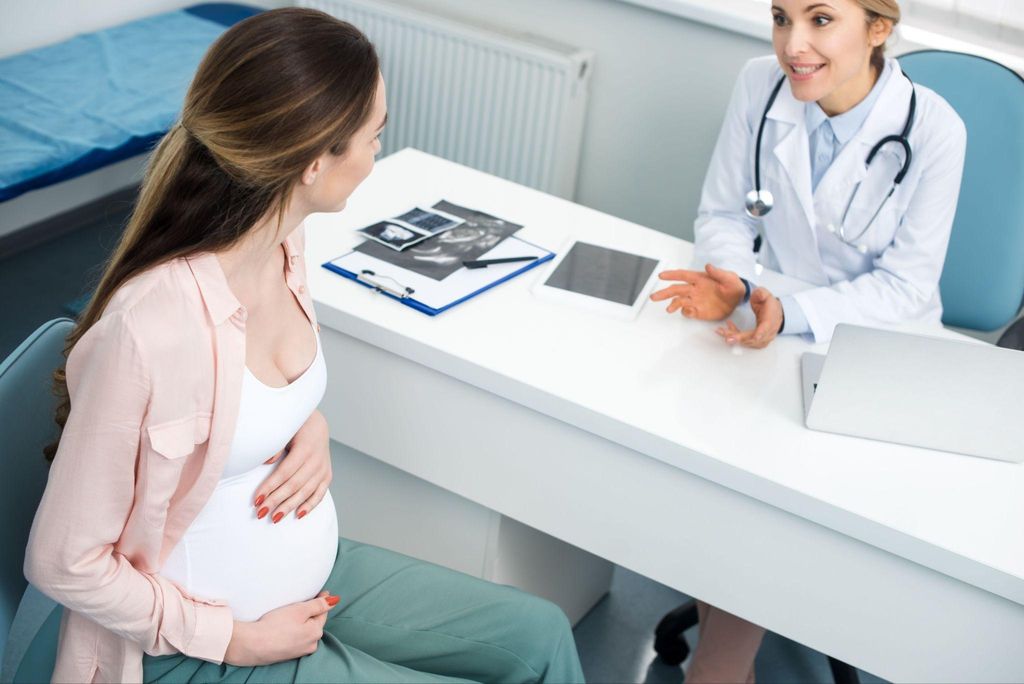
[788,63,826,80]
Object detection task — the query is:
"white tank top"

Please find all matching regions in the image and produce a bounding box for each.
[161,323,338,622]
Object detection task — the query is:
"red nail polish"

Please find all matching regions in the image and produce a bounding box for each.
[257,506,269,519]
[272,511,284,524]
[326,596,340,607]
[254,495,265,507]
[297,510,307,519]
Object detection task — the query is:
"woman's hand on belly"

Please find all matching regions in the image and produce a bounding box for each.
[253,410,332,523]
[224,591,339,666]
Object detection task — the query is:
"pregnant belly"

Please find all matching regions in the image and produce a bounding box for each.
[161,463,338,622]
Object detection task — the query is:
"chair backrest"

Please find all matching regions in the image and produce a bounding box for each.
[0,319,72,657]
[898,50,1024,331]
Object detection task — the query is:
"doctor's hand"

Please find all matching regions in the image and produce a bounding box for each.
[716,287,783,349]
[649,264,745,320]
[253,409,332,523]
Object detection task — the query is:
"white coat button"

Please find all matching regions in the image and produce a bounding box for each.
[826,223,836,233]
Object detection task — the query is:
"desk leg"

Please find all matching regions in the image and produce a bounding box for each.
[328,439,613,625]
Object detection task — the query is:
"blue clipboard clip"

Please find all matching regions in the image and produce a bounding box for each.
[357,269,416,299]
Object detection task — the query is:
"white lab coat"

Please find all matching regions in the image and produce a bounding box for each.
[694,56,967,342]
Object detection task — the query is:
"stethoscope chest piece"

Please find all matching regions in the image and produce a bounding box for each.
[744,189,774,218]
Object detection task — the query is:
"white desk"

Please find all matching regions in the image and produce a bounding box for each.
[307,149,1024,683]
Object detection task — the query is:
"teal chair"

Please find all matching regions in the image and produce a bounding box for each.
[899,50,1024,332]
[0,319,72,683]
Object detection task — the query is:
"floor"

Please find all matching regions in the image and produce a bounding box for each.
[575,566,887,684]
[1,197,890,684]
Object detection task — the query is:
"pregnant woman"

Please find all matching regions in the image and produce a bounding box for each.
[25,9,584,683]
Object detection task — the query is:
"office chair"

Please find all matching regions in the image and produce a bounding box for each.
[0,319,72,683]
[654,50,1024,682]
[900,50,1024,332]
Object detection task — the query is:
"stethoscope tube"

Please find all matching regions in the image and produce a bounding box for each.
[744,76,788,218]
[836,84,917,251]
[746,70,917,252]
[867,79,917,183]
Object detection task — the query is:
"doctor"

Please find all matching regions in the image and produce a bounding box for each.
[651,0,966,350]
[651,0,965,682]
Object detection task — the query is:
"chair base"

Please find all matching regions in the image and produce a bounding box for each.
[653,599,699,666]
[653,600,861,684]
[828,656,861,684]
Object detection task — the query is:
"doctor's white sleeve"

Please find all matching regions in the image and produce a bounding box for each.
[692,62,763,281]
[792,114,967,343]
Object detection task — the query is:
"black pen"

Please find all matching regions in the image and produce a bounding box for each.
[462,256,539,269]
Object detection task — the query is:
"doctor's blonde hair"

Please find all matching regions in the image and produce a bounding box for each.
[857,0,901,73]
[44,8,380,461]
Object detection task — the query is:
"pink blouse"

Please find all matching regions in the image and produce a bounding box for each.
[24,224,320,683]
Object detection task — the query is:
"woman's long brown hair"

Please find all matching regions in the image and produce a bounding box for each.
[44,8,379,461]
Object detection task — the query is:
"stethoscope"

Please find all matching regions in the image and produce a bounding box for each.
[745,71,917,254]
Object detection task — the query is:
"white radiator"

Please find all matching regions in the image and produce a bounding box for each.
[298,0,593,199]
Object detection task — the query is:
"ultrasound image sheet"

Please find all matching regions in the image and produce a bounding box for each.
[354,200,523,281]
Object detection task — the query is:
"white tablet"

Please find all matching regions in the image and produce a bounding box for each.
[532,241,662,320]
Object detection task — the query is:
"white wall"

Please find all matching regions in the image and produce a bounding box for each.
[379,0,771,242]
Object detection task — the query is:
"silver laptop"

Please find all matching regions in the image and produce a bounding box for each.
[801,324,1024,463]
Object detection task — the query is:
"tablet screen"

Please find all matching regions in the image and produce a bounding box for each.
[543,242,659,306]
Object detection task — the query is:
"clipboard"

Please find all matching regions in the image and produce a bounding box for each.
[322,235,554,316]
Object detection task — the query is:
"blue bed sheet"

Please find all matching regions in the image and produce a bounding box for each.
[0,4,261,203]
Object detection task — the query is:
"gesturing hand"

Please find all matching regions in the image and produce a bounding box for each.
[715,287,783,349]
[649,264,746,321]
[253,410,332,523]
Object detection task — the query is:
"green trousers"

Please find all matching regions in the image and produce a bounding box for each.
[143,538,585,683]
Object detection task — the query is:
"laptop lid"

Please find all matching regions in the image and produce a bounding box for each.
[805,324,1024,463]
